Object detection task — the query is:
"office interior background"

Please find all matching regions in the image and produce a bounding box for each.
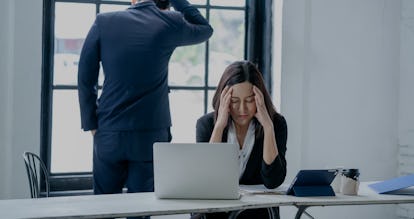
[0,0,413,218]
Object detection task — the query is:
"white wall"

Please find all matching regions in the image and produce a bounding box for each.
[280,0,402,218]
[397,0,414,217]
[399,0,414,173]
[0,0,11,199]
[0,0,14,199]
[0,0,42,199]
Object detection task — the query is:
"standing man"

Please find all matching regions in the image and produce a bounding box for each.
[78,0,213,196]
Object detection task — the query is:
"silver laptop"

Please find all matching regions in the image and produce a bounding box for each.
[153,142,240,199]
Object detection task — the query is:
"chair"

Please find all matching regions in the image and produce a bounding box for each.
[22,151,50,198]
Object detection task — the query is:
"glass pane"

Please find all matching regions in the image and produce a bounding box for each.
[54,3,95,85]
[51,90,93,173]
[208,90,215,113]
[169,90,204,142]
[169,9,206,87]
[100,4,129,13]
[209,9,245,86]
[99,63,105,86]
[210,0,245,7]
[169,44,205,86]
[53,53,80,85]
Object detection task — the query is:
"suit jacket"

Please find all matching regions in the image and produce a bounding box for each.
[196,112,287,189]
[78,0,213,131]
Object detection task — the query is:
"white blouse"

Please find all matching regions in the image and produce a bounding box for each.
[227,121,255,179]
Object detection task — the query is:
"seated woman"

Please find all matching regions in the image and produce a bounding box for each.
[195,60,287,219]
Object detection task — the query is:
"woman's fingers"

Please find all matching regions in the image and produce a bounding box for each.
[220,86,230,100]
[253,86,264,106]
[216,87,232,127]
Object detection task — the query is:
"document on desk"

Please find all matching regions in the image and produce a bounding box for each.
[239,184,289,195]
[369,174,414,195]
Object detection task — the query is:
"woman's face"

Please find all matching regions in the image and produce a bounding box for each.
[229,82,257,127]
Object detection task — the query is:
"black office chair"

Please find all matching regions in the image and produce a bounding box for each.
[22,151,50,198]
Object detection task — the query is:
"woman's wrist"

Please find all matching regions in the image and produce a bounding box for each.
[262,121,274,133]
[213,124,226,134]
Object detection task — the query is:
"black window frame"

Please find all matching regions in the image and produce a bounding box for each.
[41,0,273,195]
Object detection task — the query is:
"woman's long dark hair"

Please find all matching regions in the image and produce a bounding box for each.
[212,61,280,138]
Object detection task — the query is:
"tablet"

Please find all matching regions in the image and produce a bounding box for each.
[286,169,338,196]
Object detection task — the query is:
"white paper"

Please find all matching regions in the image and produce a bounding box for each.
[239,184,289,195]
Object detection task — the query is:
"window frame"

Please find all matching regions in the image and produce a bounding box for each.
[41,0,273,194]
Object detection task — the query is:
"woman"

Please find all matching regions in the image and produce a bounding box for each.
[195,60,287,219]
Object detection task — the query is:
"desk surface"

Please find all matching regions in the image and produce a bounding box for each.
[1,183,414,219]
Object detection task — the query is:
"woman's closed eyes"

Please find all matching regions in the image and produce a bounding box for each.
[230,96,255,104]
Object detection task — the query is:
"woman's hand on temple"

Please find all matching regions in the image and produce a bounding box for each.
[253,86,272,129]
[216,86,232,130]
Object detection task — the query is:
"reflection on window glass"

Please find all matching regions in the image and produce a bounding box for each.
[169,44,205,86]
[169,90,204,142]
[51,90,93,173]
[100,4,129,13]
[209,9,245,86]
[210,0,245,7]
[54,3,95,85]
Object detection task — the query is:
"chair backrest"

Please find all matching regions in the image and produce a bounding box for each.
[22,151,50,198]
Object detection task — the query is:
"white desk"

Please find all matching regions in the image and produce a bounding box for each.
[248,182,414,219]
[1,183,413,219]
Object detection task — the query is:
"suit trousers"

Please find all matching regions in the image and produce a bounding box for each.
[93,128,171,194]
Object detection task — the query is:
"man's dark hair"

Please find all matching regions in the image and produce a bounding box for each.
[154,0,170,9]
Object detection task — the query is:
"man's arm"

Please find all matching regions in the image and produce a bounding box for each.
[171,0,213,45]
[78,18,101,132]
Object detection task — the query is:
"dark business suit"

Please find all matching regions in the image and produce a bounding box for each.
[196,112,287,219]
[78,0,213,196]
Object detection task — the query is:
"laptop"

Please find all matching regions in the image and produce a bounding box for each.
[153,142,240,199]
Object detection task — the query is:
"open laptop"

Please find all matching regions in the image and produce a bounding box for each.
[153,142,240,199]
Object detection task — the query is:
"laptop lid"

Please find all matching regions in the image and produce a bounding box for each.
[153,142,240,199]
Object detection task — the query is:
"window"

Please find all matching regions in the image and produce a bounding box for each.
[41,0,272,193]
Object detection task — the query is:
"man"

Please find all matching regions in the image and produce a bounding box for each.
[78,0,213,196]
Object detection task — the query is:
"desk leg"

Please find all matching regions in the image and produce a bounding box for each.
[294,206,314,219]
